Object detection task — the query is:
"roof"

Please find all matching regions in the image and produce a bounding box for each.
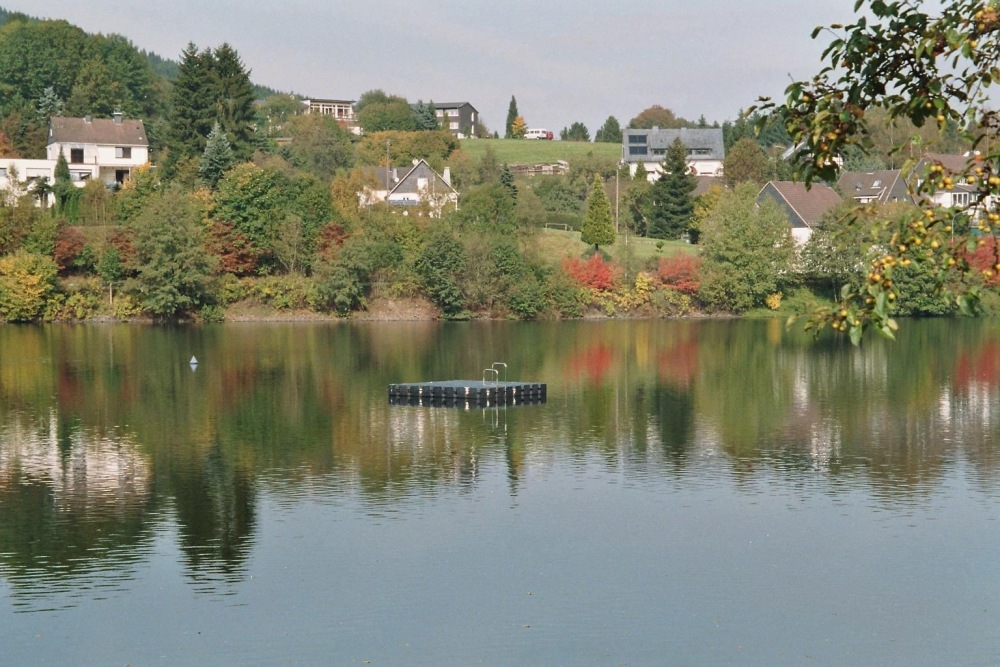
[432,102,477,112]
[622,127,725,161]
[48,116,148,147]
[837,169,913,204]
[388,160,456,197]
[920,152,972,173]
[758,181,842,228]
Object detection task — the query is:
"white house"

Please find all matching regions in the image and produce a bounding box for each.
[46,112,149,186]
[0,159,59,207]
[360,159,458,217]
[623,127,725,178]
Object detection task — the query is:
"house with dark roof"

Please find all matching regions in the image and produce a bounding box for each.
[623,127,725,177]
[359,159,458,217]
[837,169,913,205]
[757,181,843,244]
[433,102,479,138]
[46,112,149,185]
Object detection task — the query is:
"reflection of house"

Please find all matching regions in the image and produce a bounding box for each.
[837,169,913,205]
[301,98,361,134]
[360,159,458,217]
[433,102,478,138]
[47,112,149,186]
[623,127,725,177]
[757,181,843,244]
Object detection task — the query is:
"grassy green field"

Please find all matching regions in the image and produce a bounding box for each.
[458,138,622,165]
[531,228,696,268]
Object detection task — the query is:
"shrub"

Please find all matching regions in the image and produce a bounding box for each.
[562,253,620,291]
[0,251,59,322]
[53,227,87,273]
[655,253,702,295]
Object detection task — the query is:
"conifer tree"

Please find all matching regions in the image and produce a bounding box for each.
[499,164,517,201]
[581,174,616,251]
[199,121,235,188]
[212,43,256,160]
[167,43,216,163]
[594,116,622,143]
[505,95,519,139]
[646,138,696,240]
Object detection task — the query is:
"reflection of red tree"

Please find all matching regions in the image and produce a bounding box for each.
[566,343,615,383]
[955,341,1000,390]
[657,339,699,388]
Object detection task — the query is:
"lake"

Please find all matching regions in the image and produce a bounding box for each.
[2,319,1000,665]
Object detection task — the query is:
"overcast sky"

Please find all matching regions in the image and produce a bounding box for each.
[2,0,860,134]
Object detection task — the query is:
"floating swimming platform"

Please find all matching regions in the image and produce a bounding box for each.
[388,363,546,407]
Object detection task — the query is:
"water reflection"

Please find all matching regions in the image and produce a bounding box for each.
[1,319,999,610]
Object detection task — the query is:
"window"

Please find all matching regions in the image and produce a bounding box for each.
[628,146,648,156]
[628,134,647,144]
[116,146,132,159]
[690,148,712,156]
[70,148,84,164]
[953,192,970,208]
[651,148,666,156]
[450,121,459,130]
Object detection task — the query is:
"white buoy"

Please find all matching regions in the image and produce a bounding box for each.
[190,356,198,365]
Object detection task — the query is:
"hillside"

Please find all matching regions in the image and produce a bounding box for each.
[458,138,622,165]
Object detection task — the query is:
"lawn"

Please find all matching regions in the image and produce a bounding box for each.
[530,228,696,269]
[458,138,622,165]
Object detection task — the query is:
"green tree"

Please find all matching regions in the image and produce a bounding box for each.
[646,138,696,239]
[628,105,691,129]
[283,113,354,180]
[413,100,439,130]
[505,95,519,139]
[212,43,256,160]
[415,227,467,316]
[581,175,616,251]
[166,43,217,164]
[560,122,590,142]
[754,0,997,340]
[723,137,771,187]
[499,164,517,200]
[594,116,623,143]
[199,121,235,188]
[124,188,217,318]
[356,90,418,133]
[698,182,796,313]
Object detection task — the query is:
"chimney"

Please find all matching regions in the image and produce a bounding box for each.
[442,167,451,186]
[112,110,123,124]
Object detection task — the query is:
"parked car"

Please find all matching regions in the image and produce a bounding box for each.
[524,128,553,140]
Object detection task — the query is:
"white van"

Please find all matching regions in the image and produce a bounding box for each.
[524,128,553,140]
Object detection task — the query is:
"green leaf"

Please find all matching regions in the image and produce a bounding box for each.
[849,324,863,346]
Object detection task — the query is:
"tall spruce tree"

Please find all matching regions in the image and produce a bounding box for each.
[581,174,616,251]
[505,95,519,139]
[167,43,217,164]
[212,43,256,160]
[646,137,696,240]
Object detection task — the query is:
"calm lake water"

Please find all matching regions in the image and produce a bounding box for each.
[2,319,1000,665]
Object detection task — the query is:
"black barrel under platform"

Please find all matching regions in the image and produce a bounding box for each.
[388,380,546,406]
